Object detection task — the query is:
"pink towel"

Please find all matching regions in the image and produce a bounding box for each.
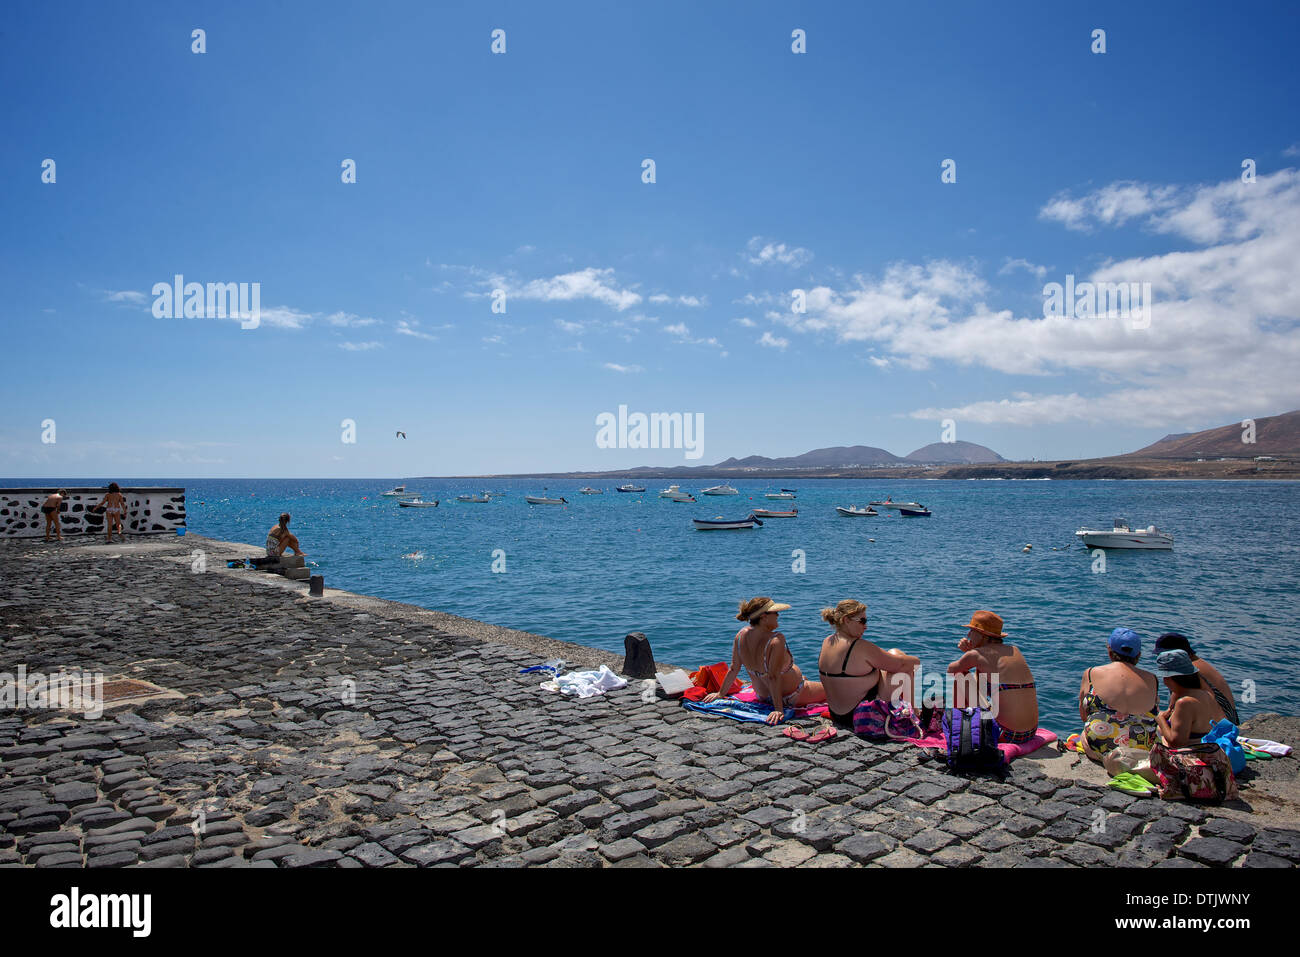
[733,685,829,718]
[909,727,1058,761]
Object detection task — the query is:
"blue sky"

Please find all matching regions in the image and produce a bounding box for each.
[3,1,1299,477]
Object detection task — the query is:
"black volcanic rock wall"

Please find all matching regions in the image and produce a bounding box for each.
[0,488,186,538]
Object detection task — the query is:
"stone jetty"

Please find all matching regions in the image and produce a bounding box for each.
[1,534,1296,868]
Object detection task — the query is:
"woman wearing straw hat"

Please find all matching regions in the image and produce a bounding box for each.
[703,597,825,725]
[946,610,1039,743]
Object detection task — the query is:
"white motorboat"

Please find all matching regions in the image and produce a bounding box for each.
[457,494,490,503]
[382,485,410,496]
[693,514,763,530]
[397,497,438,508]
[752,507,797,518]
[1076,519,1173,550]
[579,487,604,495]
[659,485,684,498]
[869,498,923,510]
[836,505,878,517]
[764,492,796,500]
[702,485,739,496]
[526,495,568,505]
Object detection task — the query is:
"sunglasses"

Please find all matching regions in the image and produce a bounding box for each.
[851,617,867,624]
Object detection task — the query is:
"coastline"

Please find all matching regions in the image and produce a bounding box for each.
[1,533,1296,868]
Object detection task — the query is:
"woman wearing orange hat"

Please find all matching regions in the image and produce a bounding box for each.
[946,610,1038,743]
[703,597,825,725]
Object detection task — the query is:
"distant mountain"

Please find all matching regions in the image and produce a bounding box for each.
[714,445,905,469]
[905,441,1006,464]
[1122,410,1300,459]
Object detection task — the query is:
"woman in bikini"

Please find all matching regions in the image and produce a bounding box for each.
[1075,627,1160,758]
[703,597,824,725]
[1144,649,1236,801]
[95,482,127,543]
[41,489,67,542]
[817,600,920,730]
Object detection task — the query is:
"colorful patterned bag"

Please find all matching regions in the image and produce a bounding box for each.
[852,699,925,740]
[1149,741,1238,803]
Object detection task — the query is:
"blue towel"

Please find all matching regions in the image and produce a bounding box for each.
[1202,718,1246,774]
[681,698,793,724]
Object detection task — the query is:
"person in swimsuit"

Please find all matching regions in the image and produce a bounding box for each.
[266,512,306,558]
[1153,633,1238,725]
[1144,649,1237,801]
[946,610,1038,744]
[41,489,67,542]
[1075,627,1159,758]
[703,597,824,725]
[816,600,919,730]
[95,482,127,543]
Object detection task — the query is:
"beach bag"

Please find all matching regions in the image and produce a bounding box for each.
[1149,741,1237,804]
[1201,720,1246,775]
[942,707,1005,772]
[852,699,924,740]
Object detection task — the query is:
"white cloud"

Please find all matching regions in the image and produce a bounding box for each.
[339,341,382,351]
[648,293,706,307]
[780,169,1300,427]
[746,236,813,268]
[733,316,756,327]
[603,362,644,373]
[998,258,1049,279]
[555,319,584,334]
[1040,181,1179,232]
[758,332,789,350]
[663,322,724,350]
[483,334,504,345]
[504,267,642,311]
[395,319,437,341]
[104,290,148,305]
[326,312,381,328]
[257,306,314,330]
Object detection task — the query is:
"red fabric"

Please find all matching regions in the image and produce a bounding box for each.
[681,687,710,702]
[689,662,742,697]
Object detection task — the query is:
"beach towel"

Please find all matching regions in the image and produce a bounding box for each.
[908,727,1058,762]
[1240,736,1292,757]
[733,685,829,718]
[681,698,794,724]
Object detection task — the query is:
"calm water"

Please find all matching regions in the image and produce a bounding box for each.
[19,477,1300,732]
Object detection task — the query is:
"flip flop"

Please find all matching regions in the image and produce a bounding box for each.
[1108,772,1157,795]
[807,725,838,743]
[782,726,812,741]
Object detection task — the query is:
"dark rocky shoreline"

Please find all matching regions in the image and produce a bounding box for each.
[1,534,1295,868]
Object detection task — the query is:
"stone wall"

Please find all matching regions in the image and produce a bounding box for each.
[0,488,186,538]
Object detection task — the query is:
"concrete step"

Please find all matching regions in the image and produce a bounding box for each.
[277,555,306,569]
[280,567,311,581]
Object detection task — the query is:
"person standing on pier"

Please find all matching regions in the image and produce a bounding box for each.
[41,489,67,542]
[95,482,127,543]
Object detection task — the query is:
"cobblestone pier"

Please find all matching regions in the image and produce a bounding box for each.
[2,535,1296,868]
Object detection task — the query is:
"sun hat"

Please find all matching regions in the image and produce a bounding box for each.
[1154,649,1197,678]
[1108,627,1142,657]
[755,600,790,615]
[965,610,1007,639]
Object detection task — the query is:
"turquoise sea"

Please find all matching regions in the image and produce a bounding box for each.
[17,477,1300,732]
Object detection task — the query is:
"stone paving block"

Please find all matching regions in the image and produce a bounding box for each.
[87,850,141,868]
[834,833,894,864]
[703,845,752,868]
[762,840,817,867]
[34,852,85,868]
[1198,818,1256,843]
[1241,852,1290,868]
[401,840,473,866]
[905,828,957,854]
[633,818,692,849]
[279,847,345,868]
[1177,837,1246,867]
[875,846,929,868]
[1251,829,1300,861]
[652,832,715,866]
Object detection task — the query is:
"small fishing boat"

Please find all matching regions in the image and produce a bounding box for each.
[669,492,697,503]
[869,498,923,510]
[616,484,646,493]
[457,494,490,503]
[899,506,931,517]
[836,505,878,517]
[397,497,438,508]
[579,487,604,495]
[525,495,568,505]
[701,484,739,496]
[659,484,684,498]
[764,491,796,500]
[382,485,410,496]
[752,508,797,518]
[1076,519,1173,549]
[693,514,764,530]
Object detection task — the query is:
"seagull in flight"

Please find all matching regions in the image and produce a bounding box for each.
[396,431,406,439]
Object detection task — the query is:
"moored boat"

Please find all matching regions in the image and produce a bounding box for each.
[616,484,646,493]
[693,514,764,530]
[764,491,796,500]
[525,495,568,505]
[579,487,604,495]
[1076,519,1173,549]
[751,508,797,518]
[836,505,878,517]
[869,497,923,510]
[382,485,409,496]
[397,497,438,508]
[457,494,490,503]
[701,484,739,496]
[899,506,931,517]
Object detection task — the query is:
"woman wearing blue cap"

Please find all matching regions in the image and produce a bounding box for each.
[1146,649,1237,802]
[1073,627,1159,758]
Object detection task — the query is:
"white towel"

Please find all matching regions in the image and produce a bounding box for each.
[541,665,629,698]
[1240,736,1293,756]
